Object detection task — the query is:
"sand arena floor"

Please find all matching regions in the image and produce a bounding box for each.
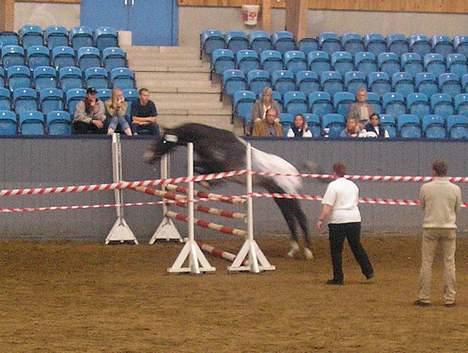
[0,235,467,353]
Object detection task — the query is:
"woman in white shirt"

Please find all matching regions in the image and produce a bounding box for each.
[287,114,313,138]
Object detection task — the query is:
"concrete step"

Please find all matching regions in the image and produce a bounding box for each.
[157,100,229,111]
[132,64,210,73]
[135,71,210,82]
[158,114,232,131]
[151,92,222,104]
[123,46,200,58]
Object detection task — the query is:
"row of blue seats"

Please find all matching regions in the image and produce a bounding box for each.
[0,26,119,51]
[232,90,468,123]
[201,30,468,57]
[0,66,135,91]
[212,49,468,78]
[222,69,468,98]
[1,46,127,71]
[0,110,73,136]
[0,87,138,116]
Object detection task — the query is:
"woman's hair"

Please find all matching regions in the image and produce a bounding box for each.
[261,87,273,103]
[110,88,123,109]
[369,113,380,121]
[333,162,347,177]
[293,114,305,126]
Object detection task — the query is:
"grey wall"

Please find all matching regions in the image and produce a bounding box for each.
[14,3,80,30]
[0,137,466,242]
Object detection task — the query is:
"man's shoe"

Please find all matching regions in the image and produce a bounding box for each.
[326,279,344,285]
[414,299,431,307]
[444,302,456,308]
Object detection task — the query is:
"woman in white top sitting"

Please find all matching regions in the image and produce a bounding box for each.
[287,114,313,138]
[360,113,389,138]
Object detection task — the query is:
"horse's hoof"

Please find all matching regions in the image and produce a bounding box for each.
[304,248,314,260]
[287,241,300,258]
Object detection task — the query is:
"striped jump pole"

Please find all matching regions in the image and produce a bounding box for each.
[197,241,247,265]
[165,184,246,205]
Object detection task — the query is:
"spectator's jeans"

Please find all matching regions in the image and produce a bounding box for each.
[132,123,160,138]
[419,228,456,304]
[73,120,106,134]
[328,222,374,282]
[108,116,130,132]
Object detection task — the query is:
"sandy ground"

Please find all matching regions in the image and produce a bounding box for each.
[0,235,467,353]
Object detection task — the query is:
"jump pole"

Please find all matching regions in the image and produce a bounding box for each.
[229,143,275,273]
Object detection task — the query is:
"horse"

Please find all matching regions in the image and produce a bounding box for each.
[144,123,314,259]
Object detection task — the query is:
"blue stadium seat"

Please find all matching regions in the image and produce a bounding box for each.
[296,70,319,95]
[447,115,468,139]
[13,88,37,114]
[122,88,138,115]
[331,51,354,76]
[307,50,331,74]
[1,45,25,68]
[446,53,467,77]
[7,65,32,90]
[272,70,295,95]
[0,87,10,111]
[386,33,409,56]
[380,114,397,138]
[454,93,468,117]
[260,50,283,74]
[383,92,406,117]
[19,25,43,49]
[320,71,343,96]
[33,66,57,90]
[233,90,256,124]
[432,35,454,57]
[367,92,382,114]
[342,33,365,55]
[59,66,83,91]
[235,49,260,75]
[66,88,86,114]
[0,67,5,88]
[319,32,342,55]
[424,53,446,77]
[110,67,135,89]
[407,92,430,119]
[297,37,319,55]
[271,90,283,111]
[40,88,64,115]
[308,91,333,117]
[368,72,391,97]
[422,114,447,139]
[0,110,17,135]
[222,69,247,97]
[397,114,422,138]
[284,50,307,73]
[249,31,272,54]
[102,47,127,71]
[401,52,423,76]
[71,26,94,51]
[354,51,377,75]
[365,33,387,56]
[94,26,118,51]
[322,113,345,138]
[0,32,19,46]
[392,72,414,98]
[96,88,111,102]
[77,47,101,71]
[439,73,462,98]
[284,91,307,115]
[416,72,438,97]
[47,111,71,135]
[19,111,45,135]
[279,112,294,133]
[454,35,468,57]
[272,31,296,54]
[431,93,454,118]
[201,30,225,58]
[84,67,109,89]
[333,91,354,116]
[247,70,271,96]
[344,71,366,95]
[27,45,50,69]
[463,74,468,92]
[52,46,76,69]
[211,49,235,76]
[225,31,249,53]
[303,113,321,137]
[409,34,431,56]
[45,26,69,49]
[378,52,401,76]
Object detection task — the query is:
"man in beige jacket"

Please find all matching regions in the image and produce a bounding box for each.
[416,160,462,307]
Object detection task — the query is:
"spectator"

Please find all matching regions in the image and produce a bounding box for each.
[131,88,160,137]
[72,87,106,134]
[361,113,389,138]
[316,162,374,285]
[347,87,374,128]
[287,114,312,138]
[340,118,360,138]
[252,107,283,137]
[415,160,462,307]
[105,88,132,136]
[250,87,281,133]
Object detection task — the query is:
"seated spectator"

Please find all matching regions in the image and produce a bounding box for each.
[340,118,360,138]
[105,88,132,136]
[72,87,107,134]
[287,114,312,138]
[131,88,160,137]
[347,87,374,128]
[252,107,283,137]
[250,87,281,133]
[361,113,389,138]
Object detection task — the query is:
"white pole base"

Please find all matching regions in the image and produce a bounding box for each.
[228,239,275,273]
[105,218,138,245]
[149,216,184,244]
[167,239,216,274]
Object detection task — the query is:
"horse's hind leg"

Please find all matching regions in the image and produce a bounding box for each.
[290,200,314,259]
[273,198,301,257]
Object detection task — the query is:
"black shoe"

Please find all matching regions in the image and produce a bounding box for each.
[366,272,375,280]
[414,299,431,307]
[444,302,456,308]
[326,279,344,285]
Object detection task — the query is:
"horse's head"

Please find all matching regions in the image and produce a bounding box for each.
[143,130,182,164]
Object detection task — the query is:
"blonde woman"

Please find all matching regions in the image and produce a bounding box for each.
[105,88,132,136]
